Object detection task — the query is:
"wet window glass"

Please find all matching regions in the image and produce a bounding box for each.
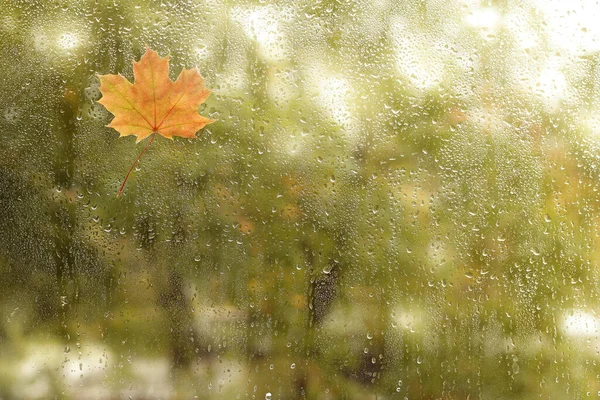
[2,0,600,398]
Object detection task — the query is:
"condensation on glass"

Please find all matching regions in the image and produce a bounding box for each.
[0,0,599,398]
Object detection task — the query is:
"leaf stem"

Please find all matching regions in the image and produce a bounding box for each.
[117,132,157,198]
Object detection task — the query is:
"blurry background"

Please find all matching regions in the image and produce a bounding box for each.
[2,0,600,398]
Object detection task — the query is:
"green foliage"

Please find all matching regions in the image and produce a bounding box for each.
[2,0,600,398]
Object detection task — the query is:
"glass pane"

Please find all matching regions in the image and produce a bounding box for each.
[1,0,600,398]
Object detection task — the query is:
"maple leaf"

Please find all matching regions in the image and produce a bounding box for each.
[97,47,214,197]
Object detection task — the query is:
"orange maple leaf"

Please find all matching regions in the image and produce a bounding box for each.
[97,47,214,197]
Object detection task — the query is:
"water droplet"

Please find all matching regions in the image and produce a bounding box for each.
[512,356,520,374]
